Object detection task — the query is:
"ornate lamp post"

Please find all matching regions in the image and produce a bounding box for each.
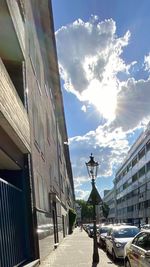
[86,153,100,264]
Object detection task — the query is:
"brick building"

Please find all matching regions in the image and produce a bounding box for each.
[0,0,75,266]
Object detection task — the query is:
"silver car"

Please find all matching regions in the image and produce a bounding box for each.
[105,225,139,261]
[98,225,113,248]
[124,230,150,267]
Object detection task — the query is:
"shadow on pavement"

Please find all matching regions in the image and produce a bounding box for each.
[92,263,98,267]
[99,246,124,267]
[106,254,124,266]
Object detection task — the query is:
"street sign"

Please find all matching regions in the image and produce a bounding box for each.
[87,185,102,205]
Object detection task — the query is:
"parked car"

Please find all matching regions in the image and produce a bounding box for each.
[105,225,139,261]
[98,225,113,248]
[124,230,150,267]
[141,224,150,230]
[87,224,94,237]
[84,224,91,233]
[87,224,99,237]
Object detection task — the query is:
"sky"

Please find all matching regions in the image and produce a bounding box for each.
[51,0,150,200]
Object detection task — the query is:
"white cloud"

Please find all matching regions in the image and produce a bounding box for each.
[69,124,130,179]
[81,105,86,112]
[74,176,88,189]
[56,16,150,130]
[56,16,131,121]
[75,189,90,200]
[144,53,150,72]
[56,16,150,197]
[111,78,150,131]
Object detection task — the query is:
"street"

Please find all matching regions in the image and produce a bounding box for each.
[39,228,124,267]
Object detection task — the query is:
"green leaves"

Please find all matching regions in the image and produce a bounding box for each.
[102,202,110,218]
[76,199,93,221]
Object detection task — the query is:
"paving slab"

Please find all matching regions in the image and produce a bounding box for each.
[39,228,124,267]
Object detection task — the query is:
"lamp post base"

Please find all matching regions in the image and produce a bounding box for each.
[93,252,99,263]
[92,228,99,263]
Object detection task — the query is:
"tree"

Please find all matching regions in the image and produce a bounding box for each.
[68,208,76,234]
[76,199,93,222]
[102,202,110,218]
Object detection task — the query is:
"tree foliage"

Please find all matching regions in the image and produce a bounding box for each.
[102,202,110,218]
[76,199,93,222]
[68,208,76,234]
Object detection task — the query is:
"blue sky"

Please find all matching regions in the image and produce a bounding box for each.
[52,0,150,199]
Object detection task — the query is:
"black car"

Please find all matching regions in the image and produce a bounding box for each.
[87,224,99,237]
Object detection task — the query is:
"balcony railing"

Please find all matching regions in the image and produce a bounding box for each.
[0,58,30,152]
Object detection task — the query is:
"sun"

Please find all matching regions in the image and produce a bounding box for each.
[82,79,117,121]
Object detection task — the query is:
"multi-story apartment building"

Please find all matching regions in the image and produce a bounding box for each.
[97,189,115,223]
[0,1,74,266]
[114,123,150,226]
[103,189,115,223]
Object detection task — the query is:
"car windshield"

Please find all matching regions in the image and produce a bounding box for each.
[100,227,110,233]
[113,228,139,238]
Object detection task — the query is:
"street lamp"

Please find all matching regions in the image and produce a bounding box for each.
[86,153,99,264]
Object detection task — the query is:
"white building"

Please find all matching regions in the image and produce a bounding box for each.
[114,123,150,226]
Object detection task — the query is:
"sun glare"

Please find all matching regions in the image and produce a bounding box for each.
[82,79,117,121]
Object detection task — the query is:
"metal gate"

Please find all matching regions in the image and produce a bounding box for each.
[0,178,27,267]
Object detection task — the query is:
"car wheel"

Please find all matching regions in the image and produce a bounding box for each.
[112,249,117,262]
[125,259,131,267]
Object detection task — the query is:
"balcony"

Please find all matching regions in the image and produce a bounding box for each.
[6,0,25,56]
[0,58,30,153]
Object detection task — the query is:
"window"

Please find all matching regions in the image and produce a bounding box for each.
[146,140,150,151]
[132,156,138,167]
[127,206,133,212]
[37,175,49,211]
[123,181,128,190]
[113,227,139,238]
[127,163,132,172]
[133,233,150,250]
[139,166,145,178]
[132,173,138,183]
[132,189,138,196]
[32,103,40,146]
[147,161,150,172]
[147,182,150,190]
[139,148,145,160]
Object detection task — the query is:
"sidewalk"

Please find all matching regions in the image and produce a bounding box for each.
[39,227,118,267]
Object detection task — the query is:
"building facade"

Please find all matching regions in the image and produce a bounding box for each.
[114,124,150,226]
[0,0,75,266]
[97,189,115,223]
[103,189,115,223]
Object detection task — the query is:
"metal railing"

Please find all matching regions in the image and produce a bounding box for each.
[0,178,27,267]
